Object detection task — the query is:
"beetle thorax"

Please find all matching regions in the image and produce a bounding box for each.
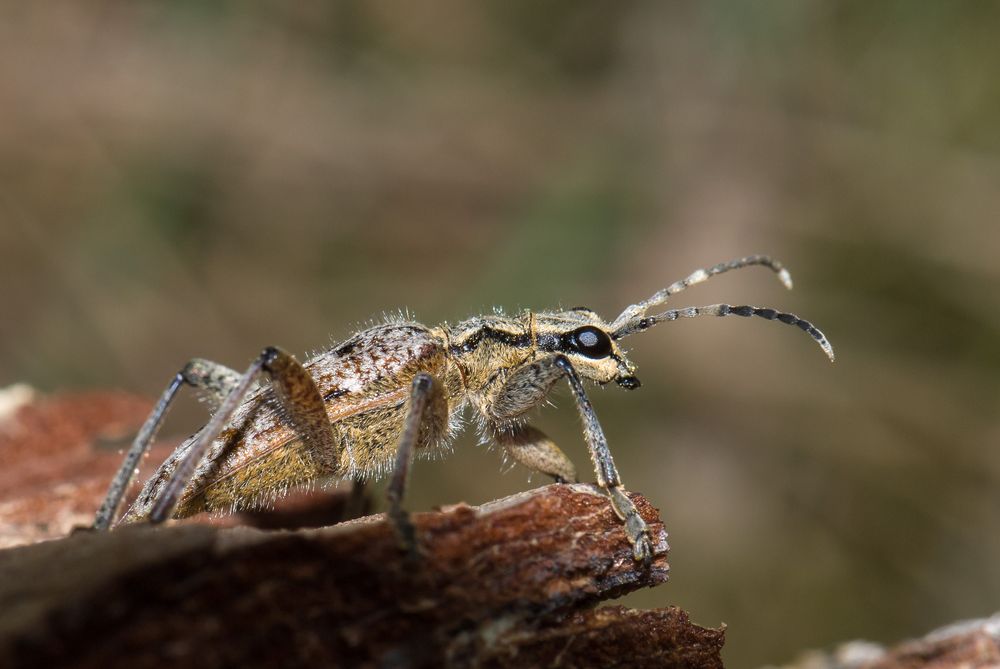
[445,313,535,394]
[445,309,636,398]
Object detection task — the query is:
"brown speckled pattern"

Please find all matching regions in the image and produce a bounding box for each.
[119,254,832,564]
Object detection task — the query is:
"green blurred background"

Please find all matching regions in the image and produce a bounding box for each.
[2,2,999,666]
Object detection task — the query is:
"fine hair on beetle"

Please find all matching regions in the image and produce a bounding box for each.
[94,254,833,564]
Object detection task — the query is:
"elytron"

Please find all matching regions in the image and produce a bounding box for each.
[94,255,834,562]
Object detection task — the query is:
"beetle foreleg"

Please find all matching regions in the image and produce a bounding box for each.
[483,357,565,423]
[553,355,654,564]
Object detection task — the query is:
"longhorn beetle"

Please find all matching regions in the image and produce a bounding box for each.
[94,255,834,562]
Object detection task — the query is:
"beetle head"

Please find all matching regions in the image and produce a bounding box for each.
[535,308,641,389]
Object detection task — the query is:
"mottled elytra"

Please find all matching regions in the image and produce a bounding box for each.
[94,254,834,563]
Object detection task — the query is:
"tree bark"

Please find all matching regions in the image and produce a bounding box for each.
[774,615,1000,669]
[0,483,724,669]
[10,388,994,669]
[0,387,724,668]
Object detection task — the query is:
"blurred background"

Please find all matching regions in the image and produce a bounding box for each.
[2,1,999,665]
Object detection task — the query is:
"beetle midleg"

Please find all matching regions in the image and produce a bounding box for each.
[148,346,341,524]
[494,424,577,484]
[343,478,368,521]
[385,372,446,556]
[552,355,653,564]
[93,358,241,530]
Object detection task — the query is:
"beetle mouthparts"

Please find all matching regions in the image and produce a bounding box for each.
[616,376,641,390]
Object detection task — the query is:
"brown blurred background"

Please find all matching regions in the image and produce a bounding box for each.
[1,2,999,666]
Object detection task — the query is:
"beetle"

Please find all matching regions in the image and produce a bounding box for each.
[94,254,833,563]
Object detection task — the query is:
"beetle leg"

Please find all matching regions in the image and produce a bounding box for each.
[481,357,566,423]
[385,372,445,557]
[94,359,242,530]
[493,424,577,484]
[143,346,344,525]
[554,355,653,565]
[181,358,243,409]
[484,354,653,564]
[342,478,368,521]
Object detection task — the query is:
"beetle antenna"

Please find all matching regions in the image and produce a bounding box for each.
[613,303,834,362]
[611,255,792,332]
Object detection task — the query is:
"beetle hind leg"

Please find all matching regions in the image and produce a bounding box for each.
[93,358,242,530]
[109,346,345,527]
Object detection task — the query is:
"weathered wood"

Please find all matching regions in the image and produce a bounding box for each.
[0,389,152,548]
[774,615,1000,669]
[0,484,725,669]
[0,388,724,669]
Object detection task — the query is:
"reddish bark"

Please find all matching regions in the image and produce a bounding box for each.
[0,389,723,668]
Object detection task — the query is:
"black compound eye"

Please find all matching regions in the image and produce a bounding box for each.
[568,326,612,359]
